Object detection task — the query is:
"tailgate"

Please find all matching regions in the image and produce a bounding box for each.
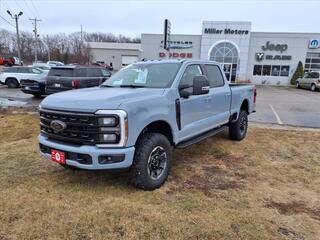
[46,76,73,91]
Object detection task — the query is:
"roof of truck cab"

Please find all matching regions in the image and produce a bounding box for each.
[135,59,220,65]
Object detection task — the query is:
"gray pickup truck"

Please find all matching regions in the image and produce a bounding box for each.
[38,60,256,190]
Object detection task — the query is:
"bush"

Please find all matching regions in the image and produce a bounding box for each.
[290,61,304,85]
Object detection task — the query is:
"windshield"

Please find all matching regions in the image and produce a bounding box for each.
[102,63,181,88]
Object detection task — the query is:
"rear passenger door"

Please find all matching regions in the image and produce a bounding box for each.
[203,64,231,127]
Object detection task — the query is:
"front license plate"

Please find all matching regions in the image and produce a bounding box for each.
[51,149,65,164]
[54,83,61,88]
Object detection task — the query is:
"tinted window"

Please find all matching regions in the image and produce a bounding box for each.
[3,68,18,73]
[48,68,74,77]
[74,68,87,77]
[19,68,31,73]
[310,72,319,78]
[87,68,102,77]
[101,69,111,77]
[204,64,224,87]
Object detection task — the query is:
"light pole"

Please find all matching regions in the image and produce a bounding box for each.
[7,10,23,62]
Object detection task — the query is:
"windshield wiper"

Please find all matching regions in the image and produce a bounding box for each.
[100,84,114,88]
[119,84,146,88]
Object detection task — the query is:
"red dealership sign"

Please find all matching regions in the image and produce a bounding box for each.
[159,52,193,58]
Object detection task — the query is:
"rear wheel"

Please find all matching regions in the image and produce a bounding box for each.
[6,78,19,88]
[229,110,248,141]
[129,133,172,190]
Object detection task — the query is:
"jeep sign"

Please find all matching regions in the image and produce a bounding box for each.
[261,41,288,53]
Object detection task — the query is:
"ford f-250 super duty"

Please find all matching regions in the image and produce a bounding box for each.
[38,60,256,190]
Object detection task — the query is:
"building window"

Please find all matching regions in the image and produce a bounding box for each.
[305,52,320,72]
[271,65,280,76]
[280,66,290,76]
[262,65,271,76]
[253,65,290,77]
[253,65,262,75]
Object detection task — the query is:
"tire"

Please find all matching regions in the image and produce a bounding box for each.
[296,82,300,89]
[129,133,172,190]
[311,84,316,92]
[6,78,19,88]
[229,110,248,141]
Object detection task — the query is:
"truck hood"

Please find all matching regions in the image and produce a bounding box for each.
[40,87,165,113]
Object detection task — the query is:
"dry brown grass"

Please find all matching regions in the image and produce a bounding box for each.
[0,109,320,240]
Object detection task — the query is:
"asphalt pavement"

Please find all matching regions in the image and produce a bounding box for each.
[249,86,320,128]
[1,85,319,128]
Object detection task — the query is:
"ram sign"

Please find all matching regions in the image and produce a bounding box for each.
[309,39,320,49]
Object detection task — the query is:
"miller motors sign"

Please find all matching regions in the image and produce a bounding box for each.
[204,28,249,35]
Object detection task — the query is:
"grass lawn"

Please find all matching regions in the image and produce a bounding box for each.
[0,109,319,240]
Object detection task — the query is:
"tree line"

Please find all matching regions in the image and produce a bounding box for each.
[0,29,140,64]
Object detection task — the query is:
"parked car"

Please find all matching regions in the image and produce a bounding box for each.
[0,55,14,66]
[92,61,113,71]
[0,66,46,88]
[20,75,46,97]
[13,57,23,66]
[32,63,51,73]
[45,65,112,94]
[296,71,320,91]
[38,59,257,190]
[47,61,64,67]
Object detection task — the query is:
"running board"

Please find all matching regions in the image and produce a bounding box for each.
[176,125,228,149]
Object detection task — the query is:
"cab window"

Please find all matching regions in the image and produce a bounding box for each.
[204,64,225,88]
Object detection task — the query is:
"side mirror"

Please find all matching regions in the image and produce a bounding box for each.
[193,75,210,95]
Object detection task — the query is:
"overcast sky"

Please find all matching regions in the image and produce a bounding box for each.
[1,0,320,37]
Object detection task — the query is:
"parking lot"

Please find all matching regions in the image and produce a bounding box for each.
[1,84,319,128]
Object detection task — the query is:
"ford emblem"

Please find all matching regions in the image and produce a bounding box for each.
[50,120,67,132]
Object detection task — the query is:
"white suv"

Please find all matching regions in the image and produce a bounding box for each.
[0,67,46,88]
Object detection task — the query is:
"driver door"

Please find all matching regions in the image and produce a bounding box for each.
[178,64,212,141]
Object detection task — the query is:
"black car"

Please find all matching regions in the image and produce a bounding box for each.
[45,65,112,94]
[20,78,46,97]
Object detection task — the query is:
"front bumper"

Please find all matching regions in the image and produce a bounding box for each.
[38,134,135,170]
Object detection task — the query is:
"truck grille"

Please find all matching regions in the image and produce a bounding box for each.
[39,109,120,145]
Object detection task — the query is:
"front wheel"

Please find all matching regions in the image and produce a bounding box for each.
[229,110,248,141]
[6,78,19,88]
[129,133,172,190]
[311,84,316,92]
[296,82,300,89]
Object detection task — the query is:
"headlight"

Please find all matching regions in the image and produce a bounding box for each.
[98,117,118,126]
[95,110,128,148]
[99,133,119,143]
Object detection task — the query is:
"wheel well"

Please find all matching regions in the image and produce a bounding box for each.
[137,121,174,145]
[5,77,18,84]
[240,99,249,114]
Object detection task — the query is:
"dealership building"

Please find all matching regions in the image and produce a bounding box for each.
[88,21,320,85]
